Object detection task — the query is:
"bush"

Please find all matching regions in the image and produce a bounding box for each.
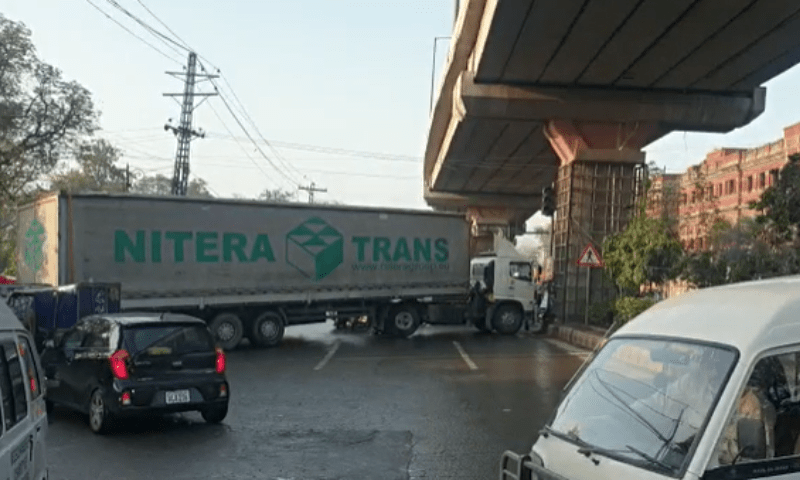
[587,300,615,328]
[613,296,657,326]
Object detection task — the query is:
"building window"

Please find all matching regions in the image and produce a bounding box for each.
[747,176,753,192]
[770,169,779,186]
[759,172,766,189]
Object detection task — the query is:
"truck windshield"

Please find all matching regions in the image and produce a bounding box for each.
[548,338,736,475]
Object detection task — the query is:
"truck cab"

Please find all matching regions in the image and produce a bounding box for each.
[501,275,800,480]
[468,235,539,335]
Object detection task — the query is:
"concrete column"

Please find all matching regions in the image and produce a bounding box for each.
[544,120,651,323]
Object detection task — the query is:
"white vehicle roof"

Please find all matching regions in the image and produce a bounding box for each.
[0,299,27,331]
[616,275,800,359]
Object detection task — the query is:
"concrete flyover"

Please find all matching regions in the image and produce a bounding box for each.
[425,0,800,319]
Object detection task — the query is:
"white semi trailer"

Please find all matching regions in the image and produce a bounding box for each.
[17,193,543,349]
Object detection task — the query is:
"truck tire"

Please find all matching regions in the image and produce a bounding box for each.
[492,304,523,335]
[387,305,420,338]
[209,313,244,350]
[250,312,285,348]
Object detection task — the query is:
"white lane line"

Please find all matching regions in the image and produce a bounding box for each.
[314,340,341,371]
[453,341,478,371]
[545,338,592,357]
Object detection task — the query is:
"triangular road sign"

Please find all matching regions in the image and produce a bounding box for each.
[577,243,604,268]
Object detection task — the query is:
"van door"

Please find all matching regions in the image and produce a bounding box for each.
[0,335,35,480]
[703,347,800,479]
[18,334,47,480]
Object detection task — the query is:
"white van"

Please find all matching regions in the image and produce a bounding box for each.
[501,275,800,480]
[0,299,47,480]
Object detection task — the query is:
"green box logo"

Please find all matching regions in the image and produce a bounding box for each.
[286,217,343,280]
[24,219,46,274]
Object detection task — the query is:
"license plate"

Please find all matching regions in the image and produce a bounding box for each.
[165,389,190,404]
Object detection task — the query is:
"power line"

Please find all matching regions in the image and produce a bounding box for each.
[199,63,306,184]
[206,132,422,163]
[135,0,193,49]
[103,0,188,56]
[210,84,302,187]
[85,0,183,64]
[205,100,285,191]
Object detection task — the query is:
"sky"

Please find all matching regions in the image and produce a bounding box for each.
[6,1,800,216]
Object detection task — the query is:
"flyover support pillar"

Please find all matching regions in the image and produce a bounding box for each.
[544,120,651,324]
[466,206,526,256]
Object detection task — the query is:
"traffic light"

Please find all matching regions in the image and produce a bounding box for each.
[541,185,555,217]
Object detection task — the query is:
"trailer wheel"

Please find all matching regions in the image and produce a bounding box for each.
[209,313,244,350]
[492,304,523,335]
[387,305,420,338]
[251,312,285,347]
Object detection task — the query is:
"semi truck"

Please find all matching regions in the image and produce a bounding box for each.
[16,192,544,349]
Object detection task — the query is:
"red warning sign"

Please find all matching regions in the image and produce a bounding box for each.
[577,243,604,268]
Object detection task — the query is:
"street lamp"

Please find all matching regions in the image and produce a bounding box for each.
[429,36,452,113]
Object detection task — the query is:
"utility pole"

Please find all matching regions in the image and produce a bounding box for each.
[164,52,217,196]
[299,182,327,204]
[125,163,131,193]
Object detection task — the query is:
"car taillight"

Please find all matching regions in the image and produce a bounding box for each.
[215,347,225,374]
[110,350,130,380]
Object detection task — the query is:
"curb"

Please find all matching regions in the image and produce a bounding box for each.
[549,324,606,351]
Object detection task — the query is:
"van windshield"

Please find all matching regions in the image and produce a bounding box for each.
[548,338,736,475]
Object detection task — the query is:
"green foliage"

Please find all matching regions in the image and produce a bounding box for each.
[587,300,615,327]
[750,154,800,242]
[130,174,212,198]
[613,296,657,325]
[602,205,682,294]
[258,188,298,203]
[49,139,126,193]
[0,14,97,202]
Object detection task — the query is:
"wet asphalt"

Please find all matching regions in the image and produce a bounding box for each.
[45,323,587,480]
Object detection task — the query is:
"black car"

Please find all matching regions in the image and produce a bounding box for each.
[41,313,229,433]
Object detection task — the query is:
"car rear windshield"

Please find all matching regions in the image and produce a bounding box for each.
[121,324,215,357]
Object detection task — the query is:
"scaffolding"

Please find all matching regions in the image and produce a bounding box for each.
[553,161,646,323]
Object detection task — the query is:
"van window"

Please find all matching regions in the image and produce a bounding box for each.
[709,350,800,478]
[0,342,28,430]
[18,337,41,400]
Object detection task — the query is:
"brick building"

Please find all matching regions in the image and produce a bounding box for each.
[649,121,800,250]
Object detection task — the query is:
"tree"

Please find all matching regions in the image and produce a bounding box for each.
[48,139,126,193]
[602,197,683,294]
[0,15,97,202]
[258,188,297,203]
[750,153,800,243]
[131,174,213,198]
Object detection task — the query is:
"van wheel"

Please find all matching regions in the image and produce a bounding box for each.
[209,313,244,350]
[89,389,112,434]
[251,312,285,348]
[201,404,228,424]
[492,304,523,335]
[387,305,420,338]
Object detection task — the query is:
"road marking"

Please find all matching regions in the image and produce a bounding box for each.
[314,340,341,371]
[453,341,478,370]
[545,338,592,358]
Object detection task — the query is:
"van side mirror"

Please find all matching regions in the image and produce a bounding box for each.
[44,339,55,349]
[736,418,766,461]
